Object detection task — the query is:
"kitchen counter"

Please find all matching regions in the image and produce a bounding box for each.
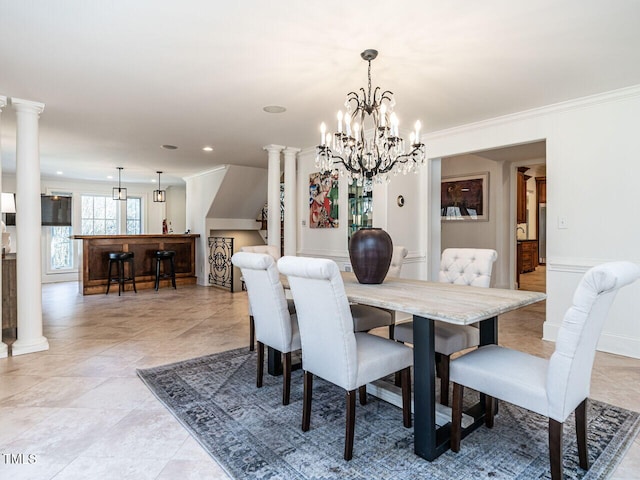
[73,234,200,295]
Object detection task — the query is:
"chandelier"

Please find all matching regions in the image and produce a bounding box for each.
[316,49,426,192]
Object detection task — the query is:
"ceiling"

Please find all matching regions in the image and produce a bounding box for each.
[1,1,639,186]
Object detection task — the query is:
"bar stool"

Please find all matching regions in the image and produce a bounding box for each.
[154,250,176,291]
[106,252,137,296]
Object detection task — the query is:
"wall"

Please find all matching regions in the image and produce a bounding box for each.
[185,165,268,286]
[166,185,186,234]
[441,154,501,283]
[425,85,640,358]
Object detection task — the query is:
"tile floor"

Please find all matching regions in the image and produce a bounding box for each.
[0,271,638,479]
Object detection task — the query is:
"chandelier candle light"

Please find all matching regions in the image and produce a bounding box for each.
[316,49,426,192]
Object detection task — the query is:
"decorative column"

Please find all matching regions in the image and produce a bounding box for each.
[282,147,300,256]
[263,145,284,254]
[0,95,7,358]
[11,98,49,356]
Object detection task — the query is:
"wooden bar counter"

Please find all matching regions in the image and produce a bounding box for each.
[74,234,200,295]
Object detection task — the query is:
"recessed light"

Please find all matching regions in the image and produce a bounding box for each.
[161,144,178,150]
[202,146,213,152]
[56,171,63,175]
[263,105,286,114]
[151,179,157,183]
[107,175,113,179]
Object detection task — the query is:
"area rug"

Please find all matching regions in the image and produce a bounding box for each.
[137,347,640,480]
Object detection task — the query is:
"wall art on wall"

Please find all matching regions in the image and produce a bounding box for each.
[309,171,339,228]
[441,172,489,221]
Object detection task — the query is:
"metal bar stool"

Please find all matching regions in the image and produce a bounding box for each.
[154,250,177,291]
[106,252,137,296]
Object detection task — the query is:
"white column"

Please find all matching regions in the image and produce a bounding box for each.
[282,147,300,256]
[0,95,7,358]
[263,144,284,253]
[11,98,49,356]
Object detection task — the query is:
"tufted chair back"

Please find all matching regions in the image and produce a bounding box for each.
[387,246,408,278]
[231,252,297,353]
[439,248,498,287]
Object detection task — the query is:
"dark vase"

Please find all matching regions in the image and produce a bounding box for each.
[348,228,393,284]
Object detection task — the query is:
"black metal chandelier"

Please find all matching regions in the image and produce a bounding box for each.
[112,167,127,201]
[316,49,426,191]
[153,171,166,202]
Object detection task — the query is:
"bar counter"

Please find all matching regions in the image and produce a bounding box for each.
[74,234,200,295]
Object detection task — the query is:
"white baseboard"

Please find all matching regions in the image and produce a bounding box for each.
[544,322,640,360]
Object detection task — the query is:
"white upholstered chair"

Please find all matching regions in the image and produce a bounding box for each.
[450,261,640,480]
[351,246,408,337]
[278,255,413,461]
[393,248,498,405]
[240,245,294,351]
[231,252,301,405]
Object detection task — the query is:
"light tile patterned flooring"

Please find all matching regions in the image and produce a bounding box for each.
[0,269,638,479]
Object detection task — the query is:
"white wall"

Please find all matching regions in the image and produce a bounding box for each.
[425,85,640,359]
[185,165,268,286]
[166,185,186,234]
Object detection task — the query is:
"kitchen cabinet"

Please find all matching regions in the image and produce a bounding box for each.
[517,167,530,224]
[517,240,538,274]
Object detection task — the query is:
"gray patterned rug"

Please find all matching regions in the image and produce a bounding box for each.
[137,347,640,479]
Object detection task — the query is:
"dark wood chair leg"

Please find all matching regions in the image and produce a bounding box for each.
[248,315,255,351]
[302,371,312,431]
[256,342,264,388]
[129,258,137,293]
[485,395,495,428]
[282,352,291,406]
[451,383,464,452]
[345,389,356,461]
[358,385,367,405]
[401,367,412,428]
[169,256,176,289]
[155,258,160,291]
[439,354,451,406]
[106,259,113,294]
[575,398,589,471]
[549,418,564,480]
[388,323,395,340]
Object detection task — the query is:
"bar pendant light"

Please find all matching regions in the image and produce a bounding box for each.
[112,167,127,200]
[153,171,166,202]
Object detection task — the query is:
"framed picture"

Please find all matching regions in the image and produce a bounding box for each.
[441,172,489,221]
[309,171,339,228]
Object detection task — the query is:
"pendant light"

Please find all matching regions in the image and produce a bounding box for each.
[153,171,166,202]
[112,167,127,201]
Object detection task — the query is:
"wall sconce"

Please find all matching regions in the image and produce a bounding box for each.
[112,167,127,201]
[153,171,166,202]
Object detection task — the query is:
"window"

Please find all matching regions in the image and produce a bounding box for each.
[126,197,141,234]
[50,226,73,270]
[81,195,118,235]
[47,191,74,272]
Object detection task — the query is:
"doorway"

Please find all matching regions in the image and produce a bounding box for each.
[439,140,547,292]
[515,163,546,293]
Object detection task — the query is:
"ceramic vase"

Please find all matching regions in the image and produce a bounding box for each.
[348,228,393,284]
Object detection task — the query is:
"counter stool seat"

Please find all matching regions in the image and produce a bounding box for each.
[106,252,137,296]
[155,250,177,291]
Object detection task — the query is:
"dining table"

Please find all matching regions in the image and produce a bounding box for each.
[273,271,546,461]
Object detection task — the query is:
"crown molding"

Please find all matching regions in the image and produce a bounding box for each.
[424,84,640,141]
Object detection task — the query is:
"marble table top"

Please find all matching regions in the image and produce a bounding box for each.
[284,272,546,326]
